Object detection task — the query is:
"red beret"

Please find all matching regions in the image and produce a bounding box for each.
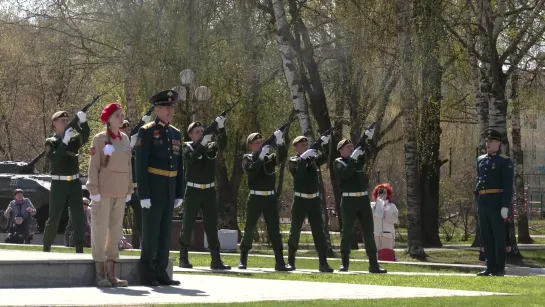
[100,103,122,123]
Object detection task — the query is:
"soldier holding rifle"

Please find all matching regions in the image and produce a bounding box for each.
[238,118,295,271]
[334,124,387,273]
[43,98,96,253]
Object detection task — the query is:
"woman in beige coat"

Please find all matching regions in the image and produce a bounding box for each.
[87,102,133,287]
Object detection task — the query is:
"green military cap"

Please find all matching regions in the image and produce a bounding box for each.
[483,128,503,141]
[337,139,352,151]
[247,132,262,144]
[122,120,130,129]
[149,90,179,106]
[292,136,308,146]
[51,111,69,121]
[187,121,203,133]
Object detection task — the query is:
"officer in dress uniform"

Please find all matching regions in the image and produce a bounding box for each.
[475,128,513,277]
[43,110,89,253]
[238,131,290,271]
[178,119,230,270]
[334,128,387,273]
[286,135,333,272]
[135,90,184,286]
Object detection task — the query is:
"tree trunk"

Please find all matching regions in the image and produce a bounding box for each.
[396,0,425,258]
[510,69,532,244]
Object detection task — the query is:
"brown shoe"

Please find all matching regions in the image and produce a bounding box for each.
[106,260,128,287]
[95,262,112,287]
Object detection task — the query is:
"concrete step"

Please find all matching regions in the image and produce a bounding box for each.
[0,248,174,288]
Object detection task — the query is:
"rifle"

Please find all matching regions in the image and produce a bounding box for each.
[200,100,240,137]
[64,94,103,136]
[354,121,377,149]
[308,125,340,151]
[251,116,297,160]
[130,106,155,136]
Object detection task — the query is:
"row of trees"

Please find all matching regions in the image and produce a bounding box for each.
[1,0,544,257]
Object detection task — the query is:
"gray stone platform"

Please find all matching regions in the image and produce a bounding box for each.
[0,249,174,288]
[0,274,506,306]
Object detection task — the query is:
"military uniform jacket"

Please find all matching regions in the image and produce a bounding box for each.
[183,128,227,185]
[334,140,376,193]
[243,144,288,192]
[135,119,184,201]
[87,131,133,198]
[45,122,90,175]
[288,144,329,194]
[475,152,514,207]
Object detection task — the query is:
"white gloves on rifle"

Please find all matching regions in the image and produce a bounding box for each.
[274,130,284,145]
[215,116,226,129]
[201,134,212,146]
[259,145,270,160]
[141,199,151,209]
[77,111,87,123]
[365,128,375,140]
[320,135,330,145]
[174,199,183,209]
[103,144,115,156]
[350,146,363,160]
[301,149,317,159]
[501,207,508,219]
[90,194,101,202]
[130,135,137,148]
[62,128,74,145]
[142,115,152,123]
[125,195,132,202]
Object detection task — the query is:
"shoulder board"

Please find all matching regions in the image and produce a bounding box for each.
[170,125,180,132]
[243,154,253,160]
[183,142,194,150]
[335,157,347,166]
[289,156,300,162]
[142,122,156,129]
[499,154,511,159]
[477,154,487,161]
[45,137,56,143]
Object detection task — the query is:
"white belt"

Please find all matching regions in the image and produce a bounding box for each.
[250,190,275,196]
[294,192,319,199]
[51,174,79,181]
[187,182,215,189]
[342,191,368,197]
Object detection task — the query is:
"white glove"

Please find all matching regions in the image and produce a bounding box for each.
[103,144,115,156]
[174,199,183,209]
[301,149,317,159]
[141,199,151,209]
[125,195,132,202]
[350,146,363,160]
[215,116,226,129]
[77,111,87,123]
[62,128,74,145]
[90,194,101,202]
[130,135,137,148]
[259,145,270,160]
[201,134,212,146]
[365,128,375,139]
[320,135,330,145]
[274,130,284,145]
[142,115,151,123]
[501,207,508,219]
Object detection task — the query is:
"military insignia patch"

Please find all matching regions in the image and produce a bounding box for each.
[90,147,96,155]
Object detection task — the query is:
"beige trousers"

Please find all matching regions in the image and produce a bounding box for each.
[91,197,126,262]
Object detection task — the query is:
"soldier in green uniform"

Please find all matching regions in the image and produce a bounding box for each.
[475,128,513,277]
[43,110,89,253]
[334,128,386,273]
[238,130,290,271]
[135,90,184,286]
[178,119,230,270]
[286,136,333,272]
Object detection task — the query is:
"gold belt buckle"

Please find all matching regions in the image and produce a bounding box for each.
[263,191,269,196]
[355,192,361,197]
[66,175,73,181]
[200,184,205,189]
[307,194,312,198]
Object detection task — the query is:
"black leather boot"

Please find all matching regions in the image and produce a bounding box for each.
[75,246,84,254]
[477,269,494,276]
[238,250,248,269]
[318,249,333,273]
[368,253,387,273]
[210,249,231,270]
[179,248,193,268]
[286,247,296,271]
[274,250,289,271]
[43,245,51,252]
[339,250,349,272]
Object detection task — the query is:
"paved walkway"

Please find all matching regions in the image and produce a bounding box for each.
[0,274,506,306]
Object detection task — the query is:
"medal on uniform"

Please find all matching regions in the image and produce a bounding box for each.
[153,130,161,139]
[492,162,496,169]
